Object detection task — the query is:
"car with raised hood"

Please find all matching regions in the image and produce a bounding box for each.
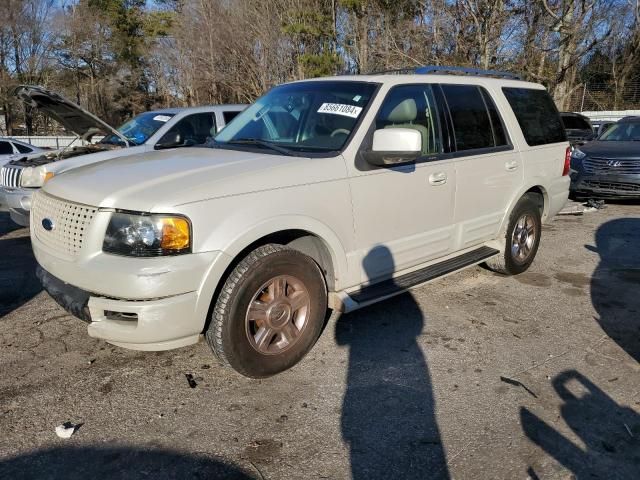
[570,116,640,199]
[0,85,246,226]
[560,112,594,144]
[31,66,570,378]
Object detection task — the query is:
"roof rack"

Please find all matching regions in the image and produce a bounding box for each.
[367,65,521,80]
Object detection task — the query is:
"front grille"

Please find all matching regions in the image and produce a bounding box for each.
[0,165,23,188]
[583,156,640,175]
[582,180,640,192]
[31,191,98,259]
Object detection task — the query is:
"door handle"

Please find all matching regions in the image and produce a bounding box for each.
[505,160,518,171]
[429,172,447,185]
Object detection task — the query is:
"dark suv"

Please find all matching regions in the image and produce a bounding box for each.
[570,116,640,199]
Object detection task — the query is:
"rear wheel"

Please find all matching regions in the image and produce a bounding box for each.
[205,244,327,378]
[485,193,542,275]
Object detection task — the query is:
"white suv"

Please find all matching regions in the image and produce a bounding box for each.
[30,67,570,378]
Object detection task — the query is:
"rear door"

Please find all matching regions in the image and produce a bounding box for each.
[437,84,522,250]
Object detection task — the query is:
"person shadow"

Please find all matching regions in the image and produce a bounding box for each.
[588,218,640,362]
[335,245,449,480]
[0,445,255,479]
[520,370,640,478]
[0,211,42,319]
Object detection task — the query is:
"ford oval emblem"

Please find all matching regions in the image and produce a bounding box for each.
[42,218,55,231]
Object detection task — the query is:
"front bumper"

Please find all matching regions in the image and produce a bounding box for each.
[1,187,33,226]
[32,227,228,350]
[570,172,640,199]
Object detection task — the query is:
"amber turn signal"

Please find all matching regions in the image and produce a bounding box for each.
[160,217,190,250]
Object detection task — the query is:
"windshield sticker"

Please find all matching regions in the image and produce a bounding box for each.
[353,95,362,102]
[317,103,362,119]
[153,115,171,122]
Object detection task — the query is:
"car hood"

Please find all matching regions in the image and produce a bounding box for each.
[42,147,329,212]
[580,141,640,159]
[6,143,122,169]
[13,85,127,143]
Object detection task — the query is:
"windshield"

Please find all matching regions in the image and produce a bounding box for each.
[100,112,175,146]
[561,115,591,130]
[214,81,377,153]
[598,122,640,141]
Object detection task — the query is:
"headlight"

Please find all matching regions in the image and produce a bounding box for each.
[103,212,191,257]
[20,166,54,187]
[571,148,586,160]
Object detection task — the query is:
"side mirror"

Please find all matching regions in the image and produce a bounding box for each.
[155,131,182,150]
[364,129,422,167]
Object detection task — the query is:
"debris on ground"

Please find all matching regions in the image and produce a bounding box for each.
[584,198,606,212]
[185,373,198,388]
[499,376,538,398]
[557,201,585,216]
[55,421,80,439]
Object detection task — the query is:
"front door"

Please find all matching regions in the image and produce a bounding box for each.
[348,84,457,284]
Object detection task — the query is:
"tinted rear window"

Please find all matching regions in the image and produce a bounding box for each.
[441,85,494,150]
[502,88,566,146]
[561,115,591,130]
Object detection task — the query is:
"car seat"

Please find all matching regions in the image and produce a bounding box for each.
[382,98,430,154]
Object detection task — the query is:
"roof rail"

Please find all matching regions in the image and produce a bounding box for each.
[368,65,521,80]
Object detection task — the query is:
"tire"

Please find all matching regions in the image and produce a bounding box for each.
[484,193,542,275]
[205,244,327,378]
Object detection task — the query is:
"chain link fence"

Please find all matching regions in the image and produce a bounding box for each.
[565,80,640,113]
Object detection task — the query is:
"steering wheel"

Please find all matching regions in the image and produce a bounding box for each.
[330,128,350,137]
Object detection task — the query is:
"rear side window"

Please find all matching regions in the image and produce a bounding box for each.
[223,111,240,124]
[502,88,566,146]
[441,85,499,151]
[14,143,33,154]
[0,141,13,154]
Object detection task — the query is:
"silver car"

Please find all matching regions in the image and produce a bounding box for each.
[1,85,246,226]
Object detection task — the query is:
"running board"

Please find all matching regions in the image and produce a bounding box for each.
[348,246,499,306]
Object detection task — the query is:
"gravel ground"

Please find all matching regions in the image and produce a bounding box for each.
[0,204,638,480]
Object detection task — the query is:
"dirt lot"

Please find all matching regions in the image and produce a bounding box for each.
[0,205,638,480]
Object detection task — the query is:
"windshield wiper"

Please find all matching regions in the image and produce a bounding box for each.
[224,138,294,156]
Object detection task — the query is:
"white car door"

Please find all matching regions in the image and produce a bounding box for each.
[348,84,456,283]
[438,83,523,250]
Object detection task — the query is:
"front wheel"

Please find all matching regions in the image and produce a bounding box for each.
[485,193,542,275]
[205,244,327,378]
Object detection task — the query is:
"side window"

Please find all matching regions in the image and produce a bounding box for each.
[502,87,566,146]
[0,141,13,154]
[375,84,441,155]
[14,143,33,154]
[480,88,508,146]
[441,85,493,151]
[162,113,217,146]
[223,111,240,124]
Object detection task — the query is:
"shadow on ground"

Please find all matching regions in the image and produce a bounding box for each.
[589,217,640,362]
[0,445,255,479]
[521,370,640,479]
[0,212,42,318]
[335,245,449,480]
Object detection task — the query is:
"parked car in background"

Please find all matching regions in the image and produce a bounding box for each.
[570,116,640,199]
[0,138,44,168]
[0,85,246,226]
[591,120,616,137]
[560,112,594,144]
[30,66,570,377]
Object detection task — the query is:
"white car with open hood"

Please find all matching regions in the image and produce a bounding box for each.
[30,66,570,378]
[0,85,246,226]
